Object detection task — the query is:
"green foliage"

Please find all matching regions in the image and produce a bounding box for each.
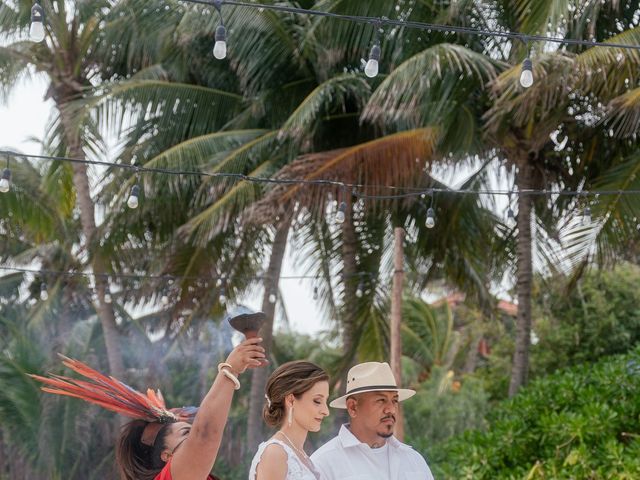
[436,348,640,479]
[405,367,489,451]
[532,263,640,374]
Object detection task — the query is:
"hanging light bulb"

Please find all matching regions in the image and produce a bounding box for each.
[335,201,347,224]
[355,280,364,298]
[425,207,436,229]
[520,57,533,88]
[268,293,276,304]
[161,295,169,305]
[582,206,592,226]
[30,1,45,43]
[127,184,140,209]
[0,168,10,193]
[40,283,48,301]
[219,287,227,305]
[104,293,112,304]
[213,25,227,59]
[216,277,223,287]
[313,285,319,301]
[365,43,381,78]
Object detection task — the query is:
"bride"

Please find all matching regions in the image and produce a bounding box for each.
[249,361,330,480]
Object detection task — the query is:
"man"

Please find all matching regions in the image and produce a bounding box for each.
[311,362,434,480]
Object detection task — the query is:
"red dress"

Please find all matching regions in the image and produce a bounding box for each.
[154,461,219,480]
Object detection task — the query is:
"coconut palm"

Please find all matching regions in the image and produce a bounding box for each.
[0,0,198,376]
[362,1,640,396]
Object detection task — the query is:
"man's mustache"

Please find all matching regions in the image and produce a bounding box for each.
[380,415,396,423]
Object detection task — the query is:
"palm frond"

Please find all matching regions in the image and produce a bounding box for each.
[363,43,501,127]
[278,73,371,140]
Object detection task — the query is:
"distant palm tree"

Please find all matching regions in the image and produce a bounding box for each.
[0,0,192,376]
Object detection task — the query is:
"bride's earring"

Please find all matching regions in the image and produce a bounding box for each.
[288,405,293,427]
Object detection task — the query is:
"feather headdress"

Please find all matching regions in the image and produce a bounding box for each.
[30,355,198,445]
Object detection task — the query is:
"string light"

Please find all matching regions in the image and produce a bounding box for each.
[520,57,533,88]
[268,293,276,304]
[219,285,227,304]
[365,23,382,78]
[104,293,112,303]
[29,1,45,43]
[39,283,48,301]
[212,0,227,59]
[425,192,435,229]
[0,163,10,193]
[582,206,592,226]
[161,295,170,305]
[127,184,140,209]
[335,201,347,223]
[355,279,364,298]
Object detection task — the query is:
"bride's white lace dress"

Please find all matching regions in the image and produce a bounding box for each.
[249,438,320,480]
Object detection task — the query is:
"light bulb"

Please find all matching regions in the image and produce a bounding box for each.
[356,282,364,298]
[30,2,45,43]
[40,283,48,301]
[365,43,381,78]
[0,168,10,193]
[127,184,140,209]
[336,201,347,224]
[520,58,533,88]
[268,293,276,304]
[582,206,592,226]
[161,295,169,305]
[219,292,227,305]
[313,286,319,300]
[425,207,436,229]
[213,25,227,59]
[216,278,223,287]
[104,293,112,304]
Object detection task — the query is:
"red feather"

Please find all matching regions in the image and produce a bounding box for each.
[28,355,192,423]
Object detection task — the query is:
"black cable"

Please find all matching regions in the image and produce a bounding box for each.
[3,149,639,199]
[0,265,372,282]
[182,0,640,52]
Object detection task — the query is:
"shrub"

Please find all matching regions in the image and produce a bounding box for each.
[435,348,640,479]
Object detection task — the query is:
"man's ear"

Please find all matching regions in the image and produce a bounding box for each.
[346,397,358,418]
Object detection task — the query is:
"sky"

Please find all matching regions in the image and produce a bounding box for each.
[0,75,327,336]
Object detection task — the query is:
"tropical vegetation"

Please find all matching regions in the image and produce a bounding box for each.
[1,0,640,479]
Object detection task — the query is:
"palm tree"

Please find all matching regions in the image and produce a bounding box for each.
[0,0,192,376]
[361,1,640,396]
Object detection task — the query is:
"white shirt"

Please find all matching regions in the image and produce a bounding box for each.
[310,425,434,480]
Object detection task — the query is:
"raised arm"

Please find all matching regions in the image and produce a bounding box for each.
[172,337,266,480]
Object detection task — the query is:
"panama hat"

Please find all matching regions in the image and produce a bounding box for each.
[330,362,416,409]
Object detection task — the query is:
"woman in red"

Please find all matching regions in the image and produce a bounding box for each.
[31,337,266,480]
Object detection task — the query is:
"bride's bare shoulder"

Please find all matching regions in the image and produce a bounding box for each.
[256,442,288,480]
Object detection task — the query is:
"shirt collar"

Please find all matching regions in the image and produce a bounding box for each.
[338,424,410,450]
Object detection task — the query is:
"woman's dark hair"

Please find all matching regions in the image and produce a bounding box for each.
[116,420,171,480]
[263,360,329,428]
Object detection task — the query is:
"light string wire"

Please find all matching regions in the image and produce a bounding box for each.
[185,0,640,52]
[0,265,376,283]
[1,150,637,199]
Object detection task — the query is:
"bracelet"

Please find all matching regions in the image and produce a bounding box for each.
[218,362,235,374]
[220,368,241,390]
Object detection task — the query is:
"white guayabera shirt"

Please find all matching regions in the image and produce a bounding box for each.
[310,425,434,480]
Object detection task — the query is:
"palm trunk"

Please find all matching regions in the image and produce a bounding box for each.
[247,215,292,452]
[390,227,404,441]
[341,195,358,365]
[57,96,125,378]
[508,163,533,397]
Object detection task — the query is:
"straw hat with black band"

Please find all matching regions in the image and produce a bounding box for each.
[330,362,416,409]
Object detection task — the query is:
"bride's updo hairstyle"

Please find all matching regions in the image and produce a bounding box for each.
[263,360,328,427]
